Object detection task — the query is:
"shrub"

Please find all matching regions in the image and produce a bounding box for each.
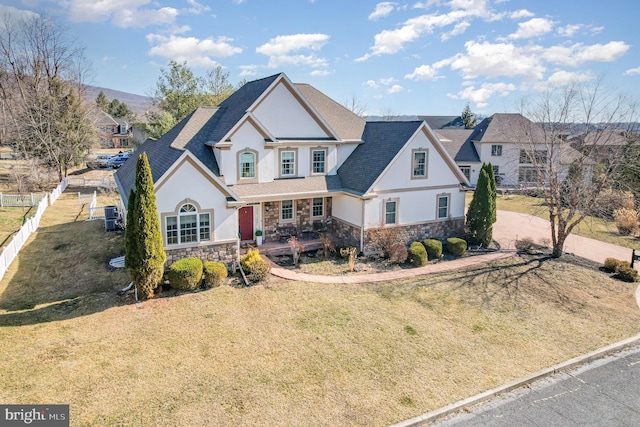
[515,236,535,253]
[247,259,271,283]
[604,257,624,272]
[408,241,427,267]
[368,226,403,258]
[613,208,638,235]
[388,242,408,264]
[203,261,228,288]
[422,239,443,259]
[596,190,635,219]
[240,249,271,283]
[240,249,262,272]
[168,257,203,291]
[446,237,467,256]
[616,265,639,283]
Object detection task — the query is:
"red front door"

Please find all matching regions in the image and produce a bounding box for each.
[239,206,254,241]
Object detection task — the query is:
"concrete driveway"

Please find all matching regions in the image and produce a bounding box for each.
[494,210,634,266]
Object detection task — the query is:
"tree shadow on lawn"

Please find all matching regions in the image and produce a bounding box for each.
[0,219,130,326]
[397,253,591,310]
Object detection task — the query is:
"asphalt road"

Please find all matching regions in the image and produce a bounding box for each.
[431,345,640,426]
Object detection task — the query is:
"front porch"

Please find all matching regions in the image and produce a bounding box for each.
[246,236,324,257]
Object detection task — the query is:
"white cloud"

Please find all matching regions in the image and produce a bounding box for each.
[310,69,332,77]
[112,7,178,28]
[441,21,470,40]
[186,0,211,14]
[387,84,403,94]
[557,24,582,38]
[364,80,380,89]
[508,17,554,39]
[450,40,546,81]
[453,82,516,107]
[147,34,242,67]
[509,9,535,19]
[543,41,630,66]
[256,34,329,69]
[624,67,640,76]
[239,65,259,77]
[533,70,594,91]
[405,58,451,80]
[369,2,396,20]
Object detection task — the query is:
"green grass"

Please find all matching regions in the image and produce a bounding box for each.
[466,193,640,250]
[1,189,639,426]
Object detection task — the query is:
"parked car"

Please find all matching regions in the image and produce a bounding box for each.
[86,154,113,169]
[107,152,132,169]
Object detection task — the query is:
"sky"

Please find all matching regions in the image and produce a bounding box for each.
[2,0,640,117]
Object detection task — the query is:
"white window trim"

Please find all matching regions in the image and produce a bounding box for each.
[491,144,503,156]
[383,198,399,225]
[237,148,258,183]
[310,147,328,175]
[279,148,298,178]
[311,197,325,218]
[411,149,428,179]
[281,200,295,222]
[162,200,213,247]
[436,193,450,220]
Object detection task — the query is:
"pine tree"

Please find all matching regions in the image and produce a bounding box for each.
[125,153,166,299]
[461,103,477,129]
[466,167,493,247]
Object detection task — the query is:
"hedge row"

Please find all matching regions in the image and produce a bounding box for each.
[167,257,228,290]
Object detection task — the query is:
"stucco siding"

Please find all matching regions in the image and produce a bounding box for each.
[374,130,462,191]
[253,82,329,138]
[332,194,363,227]
[156,158,237,242]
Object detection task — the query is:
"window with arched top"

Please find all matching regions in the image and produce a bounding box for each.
[165,202,211,245]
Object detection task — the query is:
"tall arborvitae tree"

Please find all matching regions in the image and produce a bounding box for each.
[466,167,494,247]
[482,162,497,224]
[125,153,166,300]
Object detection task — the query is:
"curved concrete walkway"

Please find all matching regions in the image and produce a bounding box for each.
[268,210,636,284]
[268,250,513,284]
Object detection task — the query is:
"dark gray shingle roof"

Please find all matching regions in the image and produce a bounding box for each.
[436,129,480,163]
[337,121,423,195]
[418,116,464,129]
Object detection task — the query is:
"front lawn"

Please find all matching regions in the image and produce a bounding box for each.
[1,191,639,426]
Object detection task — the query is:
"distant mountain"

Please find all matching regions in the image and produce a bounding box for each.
[84,85,154,117]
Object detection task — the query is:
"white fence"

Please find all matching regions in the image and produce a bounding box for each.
[0,177,68,282]
[0,193,46,207]
[66,176,116,189]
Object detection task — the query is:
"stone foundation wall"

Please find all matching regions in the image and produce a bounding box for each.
[331,218,361,248]
[165,242,237,267]
[363,218,465,254]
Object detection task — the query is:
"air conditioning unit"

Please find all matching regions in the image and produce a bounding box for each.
[105,205,118,220]
[105,218,117,232]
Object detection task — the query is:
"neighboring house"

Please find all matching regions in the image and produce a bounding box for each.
[89,109,133,148]
[436,129,480,184]
[114,73,469,265]
[571,130,635,166]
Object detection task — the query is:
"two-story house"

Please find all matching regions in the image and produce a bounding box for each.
[90,109,133,148]
[114,73,469,265]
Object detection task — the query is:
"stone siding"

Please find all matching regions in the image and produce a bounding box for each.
[363,218,465,254]
[263,197,333,242]
[331,218,361,248]
[165,242,237,267]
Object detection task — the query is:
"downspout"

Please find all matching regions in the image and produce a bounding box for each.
[360,198,365,253]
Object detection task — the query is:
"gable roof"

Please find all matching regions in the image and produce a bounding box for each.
[436,129,480,163]
[114,108,222,207]
[294,83,365,141]
[470,113,545,143]
[337,121,424,195]
[418,116,465,129]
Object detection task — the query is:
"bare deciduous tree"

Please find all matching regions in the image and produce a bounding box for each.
[515,79,638,257]
[0,12,94,181]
